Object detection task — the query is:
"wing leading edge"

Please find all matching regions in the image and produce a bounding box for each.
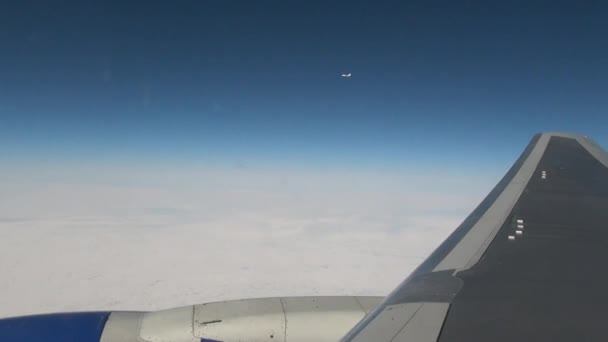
[342,132,608,342]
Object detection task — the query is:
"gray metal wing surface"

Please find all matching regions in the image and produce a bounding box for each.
[343,132,608,342]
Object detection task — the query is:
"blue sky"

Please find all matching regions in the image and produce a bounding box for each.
[1,1,607,168]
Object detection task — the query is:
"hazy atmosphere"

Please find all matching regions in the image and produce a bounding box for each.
[1,1,608,318]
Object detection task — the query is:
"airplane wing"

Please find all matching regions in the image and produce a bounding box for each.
[342,132,608,341]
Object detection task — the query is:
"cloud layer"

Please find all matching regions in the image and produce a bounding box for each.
[0,164,495,317]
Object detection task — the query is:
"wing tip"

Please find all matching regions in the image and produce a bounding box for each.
[537,131,589,140]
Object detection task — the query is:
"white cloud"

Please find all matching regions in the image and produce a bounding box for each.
[0,163,498,317]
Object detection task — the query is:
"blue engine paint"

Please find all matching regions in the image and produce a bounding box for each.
[0,312,110,342]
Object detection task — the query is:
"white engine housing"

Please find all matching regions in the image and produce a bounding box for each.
[100,296,382,342]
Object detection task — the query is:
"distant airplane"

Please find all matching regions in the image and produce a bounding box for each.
[341,73,352,78]
[2,132,608,341]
